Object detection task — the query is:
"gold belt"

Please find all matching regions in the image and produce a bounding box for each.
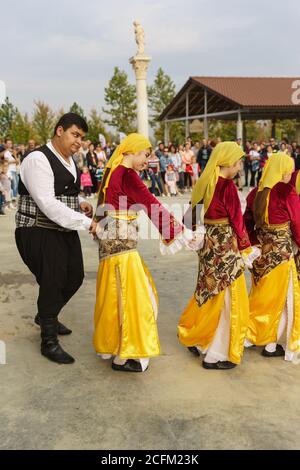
[106,210,138,221]
[204,217,229,225]
[262,222,289,230]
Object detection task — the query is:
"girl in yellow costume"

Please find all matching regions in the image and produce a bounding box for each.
[93,134,185,373]
[290,169,300,279]
[244,154,300,360]
[178,142,253,370]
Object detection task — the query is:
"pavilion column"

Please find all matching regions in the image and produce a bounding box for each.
[164,121,170,146]
[204,88,208,139]
[236,111,243,140]
[271,119,276,139]
[295,118,300,144]
[185,91,189,140]
[243,122,247,146]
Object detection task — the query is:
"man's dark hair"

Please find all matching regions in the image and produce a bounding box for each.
[54,113,88,136]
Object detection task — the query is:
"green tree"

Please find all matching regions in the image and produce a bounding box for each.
[216,121,237,141]
[86,108,107,143]
[148,68,179,142]
[56,107,66,121]
[277,119,297,142]
[32,101,55,144]
[11,112,34,144]
[148,68,176,126]
[243,120,261,142]
[103,67,136,134]
[156,121,185,145]
[0,97,18,139]
[69,102,87,121]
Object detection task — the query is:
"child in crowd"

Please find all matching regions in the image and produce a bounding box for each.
[0,162,14,209]
[95,161,105,190]
[165,164,177,196]
[80,166,93,198]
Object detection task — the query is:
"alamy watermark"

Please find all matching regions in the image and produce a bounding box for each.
[292,353,300,365]
[0,341,6,365]
[291,80,300,105]
[291,339,300,365]
[95,198,202,241]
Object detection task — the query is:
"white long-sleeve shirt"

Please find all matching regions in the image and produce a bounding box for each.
[20,142,92,231]
[170,152,182,170]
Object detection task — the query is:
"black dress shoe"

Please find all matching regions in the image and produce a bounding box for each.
[35,314,72,335]
[41,343,75,364]
[111,359,145,372]
[202,360,237,370]
[262,344,285,357]
[40,317,75,364]
[188,346,200,357]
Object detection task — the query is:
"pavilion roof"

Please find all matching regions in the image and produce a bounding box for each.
[159,77,300,121]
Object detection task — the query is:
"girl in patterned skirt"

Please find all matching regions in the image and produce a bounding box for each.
[244,153,300,361]
[178,142,253,370]
[93,134,186,373]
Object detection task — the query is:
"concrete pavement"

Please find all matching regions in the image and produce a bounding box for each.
[1,197,300,450]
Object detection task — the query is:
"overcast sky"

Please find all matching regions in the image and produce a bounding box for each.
[1,0,299,116]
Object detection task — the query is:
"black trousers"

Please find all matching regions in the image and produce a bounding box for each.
[15,227,84,319]
[250,170,258,187]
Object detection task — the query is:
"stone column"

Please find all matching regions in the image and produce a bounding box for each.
[295,118,300,144]
[164,121,169,145]
[203,88,208,139]
[271,119,276,139]
[185,91,189,140]
[129,55,151,138]
[236,111,243,140]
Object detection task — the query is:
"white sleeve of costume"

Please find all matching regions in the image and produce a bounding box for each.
[159,227,205,255]
[242,246,262,268]
[20,152,91,231]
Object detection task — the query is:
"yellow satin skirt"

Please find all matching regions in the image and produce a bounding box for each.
[94,250,160,359]
[248,259,300,350]
[178,274,249,364]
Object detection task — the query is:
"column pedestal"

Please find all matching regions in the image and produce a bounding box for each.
[129,54,151,138]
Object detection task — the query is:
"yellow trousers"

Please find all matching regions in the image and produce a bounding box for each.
[248,259,300,351]
[178,274,249,364]
[94,250,160,359]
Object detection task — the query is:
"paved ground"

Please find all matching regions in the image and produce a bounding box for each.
[1,196,300,450]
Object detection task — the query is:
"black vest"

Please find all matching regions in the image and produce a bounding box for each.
[18,144,81,197]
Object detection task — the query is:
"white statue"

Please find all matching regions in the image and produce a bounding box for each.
[133,20,145,55]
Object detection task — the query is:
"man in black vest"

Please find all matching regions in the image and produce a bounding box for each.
[15,113,96,364]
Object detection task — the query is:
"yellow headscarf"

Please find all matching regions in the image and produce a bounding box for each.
[99,133,151,204]
[258,153,295,192]
[191,142,244,212]
[254,152,295,228]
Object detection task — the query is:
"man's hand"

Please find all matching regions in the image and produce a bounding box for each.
[80,201,93,218]
[89,220,98,239]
